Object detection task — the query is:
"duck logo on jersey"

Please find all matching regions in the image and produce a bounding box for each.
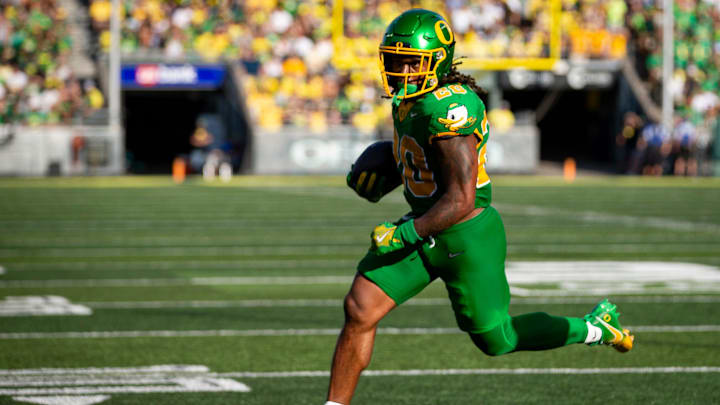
[438,103,476,131]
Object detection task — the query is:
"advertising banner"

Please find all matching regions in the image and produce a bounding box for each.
[121,64,226,90]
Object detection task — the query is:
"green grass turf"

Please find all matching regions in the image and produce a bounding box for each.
[0,176,719,404]
[1,332,718,371]
[0,373,714,405]
[0,373,717,405]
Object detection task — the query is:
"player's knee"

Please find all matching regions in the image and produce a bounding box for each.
[469,321,517,357]
[470,334,513,356]
[342,294,376,329]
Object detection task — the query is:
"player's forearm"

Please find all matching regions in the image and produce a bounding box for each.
[413,189,475,237]
[413,135,477,238]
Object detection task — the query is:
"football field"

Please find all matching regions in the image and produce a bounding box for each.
[1,175,719,405]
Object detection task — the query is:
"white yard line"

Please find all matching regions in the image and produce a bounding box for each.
[0,381,251,396]
[84,299,348,309]
[2,363,717,404]
[506,262,720,282]
[2,364,718,389]
[0,376,207,387]
[507,245,720,254]
[3,244,719,262]
[5,259,357,271]
[496,203,720,234]
[4,261,720,290]
[0,364,251,396]
[0,365,209,376]
[0,276,354,288]
[12,395,110,405]
[632,325,720,332]
[1,325,718,340]
[0,245,360,258]
[219,366,720,379]
[0,329,343,339]
[8,257,720,271]
[513,296,720,303]
[0,296,92,317]
[81,295,720,309]
[508,285,720,296]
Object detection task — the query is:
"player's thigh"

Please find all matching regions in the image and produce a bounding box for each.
[358,246,435,306]
[430,206,510,333]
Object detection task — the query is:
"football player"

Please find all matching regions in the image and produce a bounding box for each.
[326,9,634,405]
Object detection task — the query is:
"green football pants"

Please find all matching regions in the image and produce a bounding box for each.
[358,206,588,354]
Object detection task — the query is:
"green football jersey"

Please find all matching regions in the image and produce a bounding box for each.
[391,83,491,215]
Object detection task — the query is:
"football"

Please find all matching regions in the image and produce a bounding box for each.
[349,140,403,198]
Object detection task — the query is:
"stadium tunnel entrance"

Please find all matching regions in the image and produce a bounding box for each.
[505,88,620,169]
[125,91,212,173]
[120,63,251,174]
[497,66,626,173]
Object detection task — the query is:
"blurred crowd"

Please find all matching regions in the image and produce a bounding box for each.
[0,0,104,126]
[622,0,720,175]
[3,0,718,174]
[241,0,633,133]
[88,0,387,134]
[616,107,719,176]
[85,0,635,134]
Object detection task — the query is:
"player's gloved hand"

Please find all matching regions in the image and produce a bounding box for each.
[370,219,421,255]
[347,165,387,203]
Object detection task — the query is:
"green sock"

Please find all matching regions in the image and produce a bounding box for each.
[564,316,590,345]
[511,312,588,351]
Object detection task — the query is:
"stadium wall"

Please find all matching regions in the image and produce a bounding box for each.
[0,126,123,176]
[252,127,373,175]
[251,124,538,175]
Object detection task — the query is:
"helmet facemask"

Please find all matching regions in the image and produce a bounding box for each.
[379,43,447,100]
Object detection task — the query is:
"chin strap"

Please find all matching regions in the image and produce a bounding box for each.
[391,88,405,107]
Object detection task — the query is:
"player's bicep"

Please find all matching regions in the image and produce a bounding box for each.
[433,134,477,204]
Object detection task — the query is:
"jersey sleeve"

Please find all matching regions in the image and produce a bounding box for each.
[426,84,488,144]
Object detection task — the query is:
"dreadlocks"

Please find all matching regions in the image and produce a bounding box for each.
[438,62,488,102]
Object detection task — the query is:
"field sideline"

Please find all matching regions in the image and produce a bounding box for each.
[1,175,719,404]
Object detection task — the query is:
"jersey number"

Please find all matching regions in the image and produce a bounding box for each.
[392,127,490,198]
[476,141,490,188]
[432,84,467,100]
[393,129,437,197]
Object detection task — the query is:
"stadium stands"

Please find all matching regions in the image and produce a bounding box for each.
[84,0,633,134]
[2,0,716,174]
[0,0,103,125]
[625,0,720,174]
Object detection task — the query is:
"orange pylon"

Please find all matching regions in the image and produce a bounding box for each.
[172,157,186,184]
[563,157,576,183]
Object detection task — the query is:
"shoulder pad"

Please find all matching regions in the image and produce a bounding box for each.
[424,84,485,139]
